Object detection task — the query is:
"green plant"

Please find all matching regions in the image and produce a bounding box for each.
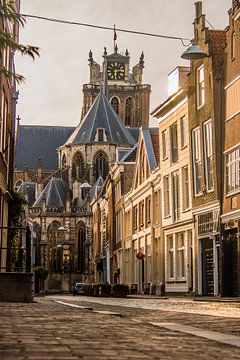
[33,266,49,280]
[0,2,39,82]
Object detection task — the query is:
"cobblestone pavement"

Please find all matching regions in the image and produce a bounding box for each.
[0,296,239,360]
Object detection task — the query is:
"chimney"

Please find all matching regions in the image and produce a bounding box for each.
[195,1,202,19]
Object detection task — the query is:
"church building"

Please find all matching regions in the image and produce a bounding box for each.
[14,44,151,292]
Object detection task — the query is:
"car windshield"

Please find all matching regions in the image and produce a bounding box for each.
[76,283,84,288]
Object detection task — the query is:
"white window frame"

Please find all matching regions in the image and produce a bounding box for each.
[197,64,205,108]
[172,171,180,221]
[226,146,240,195]
[182,165,190,211]
[176,232,185,279]
[163,175,170,218]
[192,127,202,196]
[203,119,214,192]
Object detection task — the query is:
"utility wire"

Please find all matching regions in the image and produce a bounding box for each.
[20,13,192,46]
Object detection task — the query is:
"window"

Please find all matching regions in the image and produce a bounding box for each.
[111,97,119,114]
[139,201,144,226]
[133,206,138,230]
[94,151,109,181]
[203,120,213,191]
[172,171,180,221]
[226,147,240,194]
[180,116,187,148]
[197,64,205,108]
[97,128,104,142]
[72,152,84,180]
[192,127,202,195]
[162,130,167,159]
[125,97,133,126]
[146,197,151,224]
[163,175,170,217]
[231,31,235,60]
[168,235,174,279]
[182,166,190,210]
[170,122,178,163]
[176,233,185,278]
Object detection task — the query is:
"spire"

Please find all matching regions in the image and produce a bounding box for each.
[139,51,144,68]
[102,62,109,100]
[88,50,93,65]
[113,24,117,51]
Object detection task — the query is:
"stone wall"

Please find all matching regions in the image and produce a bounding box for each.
[0,273,33,302]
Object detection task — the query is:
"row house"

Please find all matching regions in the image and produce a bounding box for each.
[222,0,240,297]
[0,0,19,271]
[92,1,240,297]
[151,66,195,294]
[186,2,226,296]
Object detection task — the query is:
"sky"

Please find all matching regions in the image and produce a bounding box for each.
[15,0,232,127]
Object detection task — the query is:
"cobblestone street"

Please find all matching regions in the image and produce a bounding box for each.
[0,296,240,359]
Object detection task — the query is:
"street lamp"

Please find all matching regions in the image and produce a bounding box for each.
[181,42,208,60]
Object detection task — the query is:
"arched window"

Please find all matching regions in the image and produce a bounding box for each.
[77,223,86,273]
[125,97,133,127]
[111,97,119,114]
[62,154,67,169]
[47,221,62,272]
[94,151,109,181]
[72,152,84,180]
[62,154,68,183]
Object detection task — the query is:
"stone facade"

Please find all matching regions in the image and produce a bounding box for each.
[81,48,151,127]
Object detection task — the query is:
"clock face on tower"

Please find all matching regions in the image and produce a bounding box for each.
[107,62,125,80]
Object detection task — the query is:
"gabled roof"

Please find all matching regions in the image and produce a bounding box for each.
[121,143,138,163]
[142,128,158,171]
[65,90,135,146]
[33,177,70,208]
[15,126,74,171]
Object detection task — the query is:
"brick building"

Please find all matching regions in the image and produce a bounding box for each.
[222,0,240,296]
[187,2,225,296]
[0,0,20,271]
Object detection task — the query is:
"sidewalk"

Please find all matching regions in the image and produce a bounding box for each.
[127,294,240,303]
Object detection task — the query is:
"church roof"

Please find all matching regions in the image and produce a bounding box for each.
[65,91,135,146]
[15,125,74,171]
[142,128,158,171]
[33,177,70,208]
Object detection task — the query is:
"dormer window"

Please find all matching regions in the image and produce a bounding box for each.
[95,128,106,142]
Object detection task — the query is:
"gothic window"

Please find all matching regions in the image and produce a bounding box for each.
[125,97,133,126]
[72,152,84,181]
[94,151,109,181]
[47,221,62,272]
[62,154,68,183]
[77,223,86,273]
[111,97,119,114]
[62,154,67,169]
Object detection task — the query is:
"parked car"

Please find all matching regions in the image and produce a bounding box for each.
[72,283,86,296]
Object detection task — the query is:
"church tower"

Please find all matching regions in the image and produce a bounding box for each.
[81,45,151,127]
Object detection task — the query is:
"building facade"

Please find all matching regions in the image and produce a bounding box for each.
[187,2,225,296]
[152,66,195,294]
[0,0,20,271]
[222,0,240,296]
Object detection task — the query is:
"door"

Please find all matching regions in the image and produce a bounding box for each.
[202,238,214,295]
[224,230,238,296]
